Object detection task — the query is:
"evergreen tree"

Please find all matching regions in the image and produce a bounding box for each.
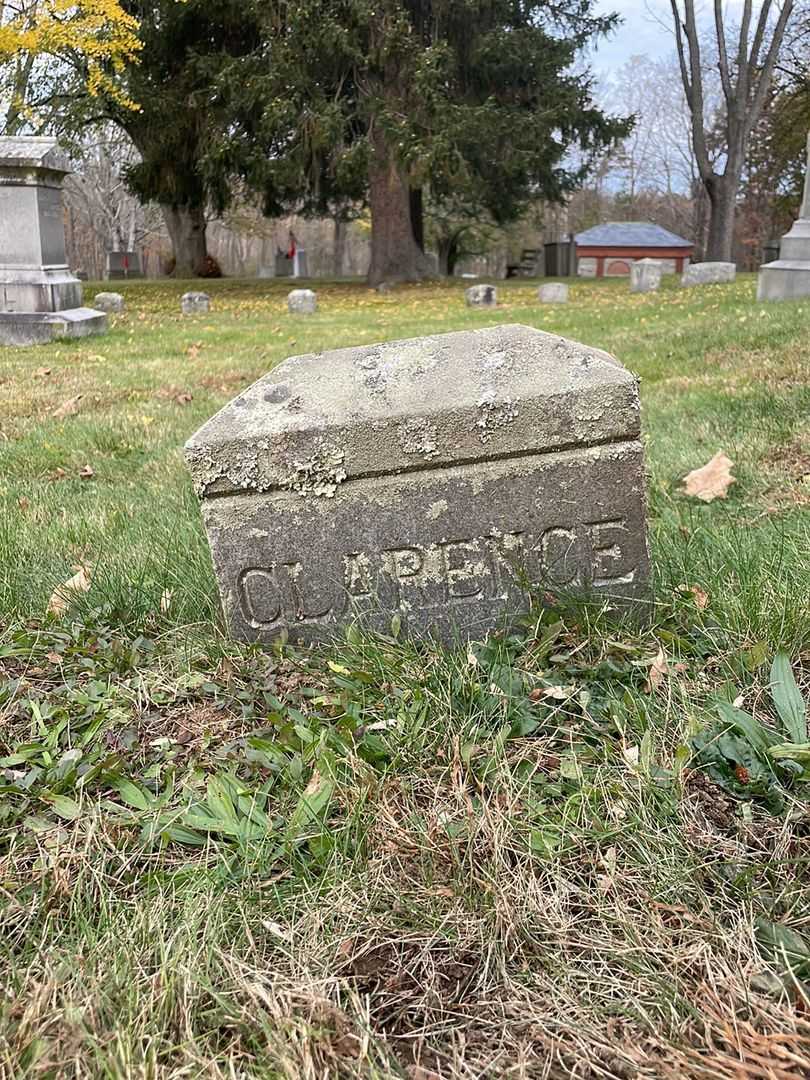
[102,0,261,275]
[222,0,629,284]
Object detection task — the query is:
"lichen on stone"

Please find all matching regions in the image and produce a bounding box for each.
[283,441,348,498]
[475,390,519,444]
[399,417,440,459]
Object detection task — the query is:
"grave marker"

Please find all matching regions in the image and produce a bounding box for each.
[465,284,497,307]
[681,262,736,286]
[538,283,569,303]
[181,291,210,314]
[288,289,317,314]
[186,324,651,644]
[758,132,810,301]
[0,136,107,346]
[630,259,663,294]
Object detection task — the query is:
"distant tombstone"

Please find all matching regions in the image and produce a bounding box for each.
[376,282,393,294]
[275,253,293,277]
[538,282,569,303]
[465,284,497,307]
[288,288,317,314]
[185,324,651,646]
[257,265,274,279]
[293,249,309,278]
[93,291,125,314]
[0,136,107,346]
[630,259,663,294]
[681,262,736,287]
[181,291,210,314]
[105,251,143,280]
[759,132,810,301]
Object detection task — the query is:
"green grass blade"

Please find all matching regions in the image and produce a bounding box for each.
[770,652,807,744]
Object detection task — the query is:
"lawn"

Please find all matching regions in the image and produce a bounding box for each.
[0,274,809,1078]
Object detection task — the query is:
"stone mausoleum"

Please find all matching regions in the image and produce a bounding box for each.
[0,136,106,346]
[575,222,694,279]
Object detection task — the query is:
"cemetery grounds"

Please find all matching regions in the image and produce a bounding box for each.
[0,274,809,1079]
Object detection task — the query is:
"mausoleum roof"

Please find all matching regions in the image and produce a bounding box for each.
[575,222,692,248]
[0,136,71,173]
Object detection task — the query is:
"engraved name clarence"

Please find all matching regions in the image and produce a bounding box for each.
[236,516,637,629]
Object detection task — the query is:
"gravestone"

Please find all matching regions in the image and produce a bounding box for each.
[681,262,736,287]
[181,291,210,314]
[0,136,107,346]
[93,291,125,314]
[466,284,497,307]
[186,324,650,645]
[538,283,569,304]
[288,288,317,314]
[105,251,143,279]
[630,259,663,294]
[759,132,810,301]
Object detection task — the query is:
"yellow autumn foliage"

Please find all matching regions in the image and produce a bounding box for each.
[0,0,141,110]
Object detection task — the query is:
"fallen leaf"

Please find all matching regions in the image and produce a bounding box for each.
[46,651,63,665]
[35,366,52,378]
[681,452,735,502]
[175,392,193,406]
[52,395,83,420]
[679,584,709,610]
[49,467,67,481]
[186,341,202,361]
[79,465,95,480]
[47,565,91,617]
[17,496,31,512]
[644,646,669,693]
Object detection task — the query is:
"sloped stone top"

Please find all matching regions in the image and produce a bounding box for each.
[576,221,692,248]
[186,324,640,498]
[0,136,71,173]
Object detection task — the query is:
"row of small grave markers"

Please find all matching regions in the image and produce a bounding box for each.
[90,262,738,320]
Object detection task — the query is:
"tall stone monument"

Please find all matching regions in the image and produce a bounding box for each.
[186,325,651,645]
[758,133,810,302]
[0,136,107,345]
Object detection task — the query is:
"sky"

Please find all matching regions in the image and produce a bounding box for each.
[590,0,747,72]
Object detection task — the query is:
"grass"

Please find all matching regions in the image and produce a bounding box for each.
[0,273,809,1077]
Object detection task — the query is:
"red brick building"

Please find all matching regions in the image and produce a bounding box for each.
[575,222,694,278]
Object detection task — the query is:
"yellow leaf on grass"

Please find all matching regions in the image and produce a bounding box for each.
[47,566,91,617]
[681,452,735,502]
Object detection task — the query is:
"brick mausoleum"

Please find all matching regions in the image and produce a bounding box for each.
[575,222,694,278]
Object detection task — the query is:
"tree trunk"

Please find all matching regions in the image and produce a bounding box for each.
[410,187,424,251]
[367,131,433,286]
[162,204,208,276]
[705,175,737,263]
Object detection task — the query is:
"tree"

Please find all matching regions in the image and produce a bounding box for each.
[223,0,630,285]
[91,0,262,276]
[667,0,795,262]
[0,0,140,133]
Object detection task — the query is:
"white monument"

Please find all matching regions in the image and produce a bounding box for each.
[0,136,106,345]
[758,133,810,302]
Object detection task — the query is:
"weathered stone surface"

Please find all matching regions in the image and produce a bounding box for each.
[465,284,497,307]
[759,132,810,302]
[681,262,736,287]
[0,308,108,346]
[288,288,317,314]
[630,259,663,294]
[0,135,106,345]
[181,291,210,314]
[186,324,650,645]
[93,291,125,314]
[538,283,569,303]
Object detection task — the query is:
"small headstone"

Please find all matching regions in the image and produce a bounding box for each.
[537,283,569,304]
[630,259,663,294]
[105,251,143,280]
[465,284,497,307]
[681,262,736,287]
[288,288,317,314]
[93,291,125,314]
[0,136,107,346]
[181,291,211,314]
[376,282,393,294]
[759,131,810,301]
[186,324,651,646]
